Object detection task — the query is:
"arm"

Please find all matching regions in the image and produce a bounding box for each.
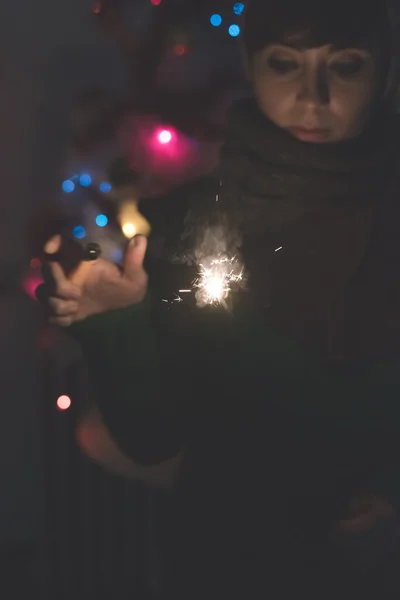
[70,296,188,471]
[76,404,183,488]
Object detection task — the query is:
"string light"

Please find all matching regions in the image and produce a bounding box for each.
[158,129,172,144]
[233,3,245,15]
[30,257,41,269]
[99,182,112,193]
[122,222,136,238]
[79,174,92,187]
[173,44,186,56]
[228,24,241,37]
[73,225,86,239]
[62,180,75,193]
[210,14,222,27]
[96,214,108,227]
[57,395,72,411]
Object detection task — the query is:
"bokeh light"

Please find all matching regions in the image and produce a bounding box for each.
[228,24,241,37]
[73,225,86,239]
[158,129,172,144]
[233,3,245,15]
[92,2,101,14]
[99,182,112,193]
[79,174,92,187]
[57,395,71,411]
[23,273,44,300]
[173,44,186,56]
[122,222,136,238]
[210,14,222,27]
[150,0,162,5]
[96,214,108,227]
[110,247,123,264]
[62,180,75,193]
[30,257,41,269]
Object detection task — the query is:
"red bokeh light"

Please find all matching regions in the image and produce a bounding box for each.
[30,257,41,269]
[150,0,162,5]
[173,44,186,56]
[57,395,72,411]
[92,2,101,14]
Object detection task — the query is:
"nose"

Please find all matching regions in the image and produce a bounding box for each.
[297,66,329,108]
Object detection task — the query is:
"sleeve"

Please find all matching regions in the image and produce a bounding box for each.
[69,185,204,465]
[360,353,400,512]
[70,293,190,465]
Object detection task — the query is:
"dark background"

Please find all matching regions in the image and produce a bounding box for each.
[0,0,247,597]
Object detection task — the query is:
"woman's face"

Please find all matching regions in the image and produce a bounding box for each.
[249,44,382,143]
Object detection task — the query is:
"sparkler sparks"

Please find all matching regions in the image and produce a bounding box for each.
[194,256,243,307]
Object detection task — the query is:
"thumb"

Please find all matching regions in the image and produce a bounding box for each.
[123,235,147,279]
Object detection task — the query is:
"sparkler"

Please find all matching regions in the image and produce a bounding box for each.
[194,255,243,307]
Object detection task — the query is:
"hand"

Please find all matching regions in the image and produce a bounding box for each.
[38,235,148,326]
[333,495,395,535]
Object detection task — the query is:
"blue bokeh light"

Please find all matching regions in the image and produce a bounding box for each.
[62,180,75,193]
[96,214,108,227]
[79,174,92,187]
[73,225,86,239]
[233,3,245,15]
[99,182,112,193]
[110,247,123,264]
[228,24,241,37]
[210,14,222,26]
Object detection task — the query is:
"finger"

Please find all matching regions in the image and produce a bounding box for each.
[44,234,62,255]
[49,315,74,328]
[48,298,79,317]
[49,262,81,299]
[123,235,147,280]
[70,261,93,287]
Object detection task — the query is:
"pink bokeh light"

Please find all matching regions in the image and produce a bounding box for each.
[57,395,72,411]
[157,129,172,144]
[22,272,44,301]
[120,116,199,192]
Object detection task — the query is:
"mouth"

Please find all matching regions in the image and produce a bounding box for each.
[287,127,330,143]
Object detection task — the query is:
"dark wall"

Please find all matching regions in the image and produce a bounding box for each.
[0,0,127,548]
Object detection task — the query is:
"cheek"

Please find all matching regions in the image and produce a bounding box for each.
[329,83,375,128]
[253,79,296,124]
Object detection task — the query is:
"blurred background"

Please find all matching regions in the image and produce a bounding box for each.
[0,0,250,598]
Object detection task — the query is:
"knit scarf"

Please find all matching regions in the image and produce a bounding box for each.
[216,98,400,365]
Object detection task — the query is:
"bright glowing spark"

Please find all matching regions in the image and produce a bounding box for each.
[275,246,283,252]
[194,256,243,307]
[178,290,192,293]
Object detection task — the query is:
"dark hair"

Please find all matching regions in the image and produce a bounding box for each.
[243,0,392,57]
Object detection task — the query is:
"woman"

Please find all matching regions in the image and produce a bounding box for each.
[41,0,400,597]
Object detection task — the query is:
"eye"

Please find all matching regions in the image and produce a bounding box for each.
[267,56,299,74]
[330,57,365,78]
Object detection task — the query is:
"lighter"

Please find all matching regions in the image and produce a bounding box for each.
[43,235,102,287]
